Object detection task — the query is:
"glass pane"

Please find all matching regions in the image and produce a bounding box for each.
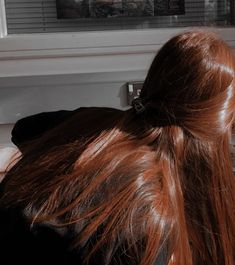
[5,0,234,34]
[56,0,185,18]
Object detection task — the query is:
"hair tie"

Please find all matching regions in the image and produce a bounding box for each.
[132,98,146,114]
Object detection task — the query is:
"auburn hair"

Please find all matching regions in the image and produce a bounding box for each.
[1,30,235,265]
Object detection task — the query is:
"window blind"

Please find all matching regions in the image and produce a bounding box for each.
[5,0,232,34]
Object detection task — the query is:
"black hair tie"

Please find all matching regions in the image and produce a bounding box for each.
[132,98,146,114]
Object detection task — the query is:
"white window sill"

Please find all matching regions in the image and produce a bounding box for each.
[0,27,235,78]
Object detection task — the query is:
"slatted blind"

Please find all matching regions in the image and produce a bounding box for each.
[5,0,232,34]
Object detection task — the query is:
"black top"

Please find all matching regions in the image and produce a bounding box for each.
[0,206,82,265]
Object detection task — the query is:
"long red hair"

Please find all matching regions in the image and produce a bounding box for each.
[1,30,235,265]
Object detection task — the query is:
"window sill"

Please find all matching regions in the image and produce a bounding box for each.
[0,27,235,78]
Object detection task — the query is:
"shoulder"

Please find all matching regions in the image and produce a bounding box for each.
[11,107,125,150]
[73,107,124,118]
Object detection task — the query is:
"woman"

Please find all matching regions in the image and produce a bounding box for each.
[0,30,235,265]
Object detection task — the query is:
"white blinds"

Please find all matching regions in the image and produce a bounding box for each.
[5,0,231,34]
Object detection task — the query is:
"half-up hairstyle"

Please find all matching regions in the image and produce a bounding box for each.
[1,30,235,265]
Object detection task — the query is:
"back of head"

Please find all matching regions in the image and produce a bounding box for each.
[140,30,235,139]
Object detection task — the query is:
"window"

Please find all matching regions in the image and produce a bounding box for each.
[5,0,234,34]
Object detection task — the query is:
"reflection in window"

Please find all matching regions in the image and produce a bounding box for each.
[5,0,234,34]
[56,0,185,18]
